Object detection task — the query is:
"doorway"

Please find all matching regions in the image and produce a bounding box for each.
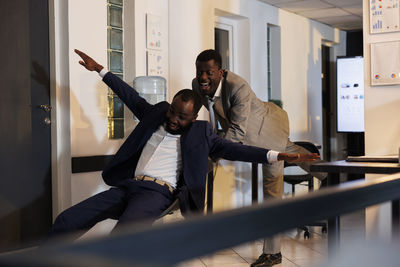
[215,22,233,71]
[321,45,332,161]
[0,0,52,251]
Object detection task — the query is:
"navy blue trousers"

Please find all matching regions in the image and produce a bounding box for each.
[49,180,173,238]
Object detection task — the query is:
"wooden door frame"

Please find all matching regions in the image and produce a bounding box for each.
[48,0,72,218]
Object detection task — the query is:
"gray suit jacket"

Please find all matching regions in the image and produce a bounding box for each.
[193,70,289,152]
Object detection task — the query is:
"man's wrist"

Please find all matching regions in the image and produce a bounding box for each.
[99,68,108,78]
[95,64,104,73]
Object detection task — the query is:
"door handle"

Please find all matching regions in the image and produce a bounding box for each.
[44,117,51,125]
[39,104,52,112]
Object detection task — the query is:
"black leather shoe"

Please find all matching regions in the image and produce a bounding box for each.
[251,252,282,267]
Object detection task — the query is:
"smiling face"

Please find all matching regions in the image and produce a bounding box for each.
[166,95,198,134]
[195,59,224,98]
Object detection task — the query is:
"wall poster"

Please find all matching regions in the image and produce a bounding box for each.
[146,14,162,50]
[370,41,400,85]
[147,50,163,76]
[370,0,400,33]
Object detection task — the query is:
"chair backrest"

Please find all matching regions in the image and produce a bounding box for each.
[158,198,180,218]
[294,141,320,155]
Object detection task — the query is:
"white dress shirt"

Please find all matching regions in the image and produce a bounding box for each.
[135,125,181,188]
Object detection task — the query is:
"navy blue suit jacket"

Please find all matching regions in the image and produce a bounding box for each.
[101,72,270,214]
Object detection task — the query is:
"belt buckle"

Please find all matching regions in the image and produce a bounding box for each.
[136,176,173,193]
[136,176,146,181]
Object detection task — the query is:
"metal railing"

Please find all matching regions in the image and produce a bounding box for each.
[2,172,400,266]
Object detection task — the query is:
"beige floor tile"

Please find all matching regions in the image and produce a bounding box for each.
[175,258,206,267]
[201,253,247,265]
[296,242,328,256]
[205,263,250,267]
[232,241,263,259]
[281,240,324,261]
[295,240,327,255]
[294,258,326,267]
[279,257,299,267]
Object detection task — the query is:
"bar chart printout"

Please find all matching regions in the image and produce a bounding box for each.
[370,0,400,34]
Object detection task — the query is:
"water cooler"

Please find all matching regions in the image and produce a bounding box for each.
[133,76,166,105]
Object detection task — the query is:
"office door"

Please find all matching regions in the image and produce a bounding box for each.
[321,45,332,161]
[0,0,52,251]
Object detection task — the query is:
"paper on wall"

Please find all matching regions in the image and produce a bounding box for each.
[370,41,400,85]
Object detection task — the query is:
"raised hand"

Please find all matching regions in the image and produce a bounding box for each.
[278,153,320,163]
[74,49,104,72]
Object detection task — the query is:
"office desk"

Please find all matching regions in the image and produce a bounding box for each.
[310,160,400,252]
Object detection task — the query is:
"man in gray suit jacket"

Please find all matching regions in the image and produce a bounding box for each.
[192,49,326,267]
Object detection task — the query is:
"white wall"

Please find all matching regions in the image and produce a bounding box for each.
[67,0,116,206]
[363,0,400,241]
[69,0,113,158]
[280,14,346,146]
[168,0,214,120]
[66,0,168,207]
[132,0,169,80]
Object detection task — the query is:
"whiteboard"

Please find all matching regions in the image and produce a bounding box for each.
[337,57,365,132]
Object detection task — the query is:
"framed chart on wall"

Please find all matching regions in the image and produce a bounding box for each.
[370,41,400,85]
[146,14,162,50]
[370,0,400,34]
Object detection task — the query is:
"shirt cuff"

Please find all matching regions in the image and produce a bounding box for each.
[266,150,279,163]
[99,68,108,78]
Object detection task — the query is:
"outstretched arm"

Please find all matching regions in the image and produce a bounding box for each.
[277,152,320,163]
[207,123,320,164]
[74,49,154,119]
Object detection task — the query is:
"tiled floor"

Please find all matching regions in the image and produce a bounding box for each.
[177,210,365,267]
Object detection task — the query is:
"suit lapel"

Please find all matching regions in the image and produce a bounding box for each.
[108,104,168,167]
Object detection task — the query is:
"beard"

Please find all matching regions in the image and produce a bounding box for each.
[165,121,192,135]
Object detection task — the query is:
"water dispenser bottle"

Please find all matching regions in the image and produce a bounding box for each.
[133,76,166,105]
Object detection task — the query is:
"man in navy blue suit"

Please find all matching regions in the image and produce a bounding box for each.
[48,50,319,238]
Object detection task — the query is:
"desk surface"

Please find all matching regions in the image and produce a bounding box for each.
[310,160,400,174]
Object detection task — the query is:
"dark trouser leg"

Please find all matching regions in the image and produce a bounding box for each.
[112,180,173,232]
[49,187,126,239]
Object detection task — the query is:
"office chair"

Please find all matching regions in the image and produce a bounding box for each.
[283,141,327,238]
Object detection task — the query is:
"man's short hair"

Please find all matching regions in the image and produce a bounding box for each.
[195,49,222,69]
[173,89,202,115]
